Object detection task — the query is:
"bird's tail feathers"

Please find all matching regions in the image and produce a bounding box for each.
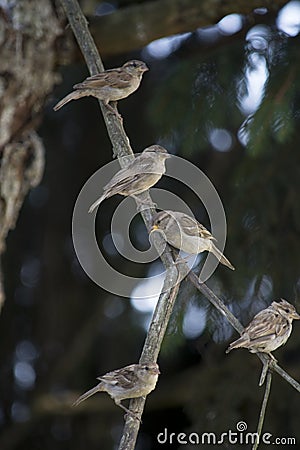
[88,194,106,213]
[53,90,90,111]
[225,337,245,354]
[211,243,235,270]
[73,383,104,407]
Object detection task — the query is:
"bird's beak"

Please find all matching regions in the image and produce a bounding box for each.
[152,367,160,375]
[149,224,159,234]
[292,311,300,320]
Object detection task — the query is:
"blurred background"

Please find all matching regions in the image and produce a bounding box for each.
[0,1,300,449]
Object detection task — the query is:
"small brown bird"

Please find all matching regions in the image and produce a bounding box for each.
[73,363,160,418]
[53,60,149,115]
[150,210,235,270]
[88,145,170,213]
[226,299,300,357]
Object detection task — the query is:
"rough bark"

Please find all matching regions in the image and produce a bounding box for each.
[0,0,62,308]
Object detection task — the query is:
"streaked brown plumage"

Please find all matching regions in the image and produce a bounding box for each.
[53,60,148,116]
[88,145,170,213]
[226,299,300,356]
[73,363,160,418]
[150,210,235,270]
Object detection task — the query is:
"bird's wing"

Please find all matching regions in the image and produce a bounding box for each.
[245,309,277,342]
[103,173,142,195]
[103,166,135,190]
[102,156,158,193]
[275,320,290,338]
[76,69,132,89]
[196,222,216,240]
[177,214,214,240]
[98,365,137,389]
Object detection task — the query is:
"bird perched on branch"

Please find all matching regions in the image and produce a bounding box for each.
[150,210,235,270]
[226,299,300,357]
[88,145,170,213]
[73,363,160,419]
[53,60,149,117]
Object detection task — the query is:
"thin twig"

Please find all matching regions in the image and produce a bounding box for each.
[268,359,300,393]
[188,271,244,334]
[253,371,272,450]
[259,359,269,387]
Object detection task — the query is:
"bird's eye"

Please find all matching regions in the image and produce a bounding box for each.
[145,366,149,371]
[285,308,290,313]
